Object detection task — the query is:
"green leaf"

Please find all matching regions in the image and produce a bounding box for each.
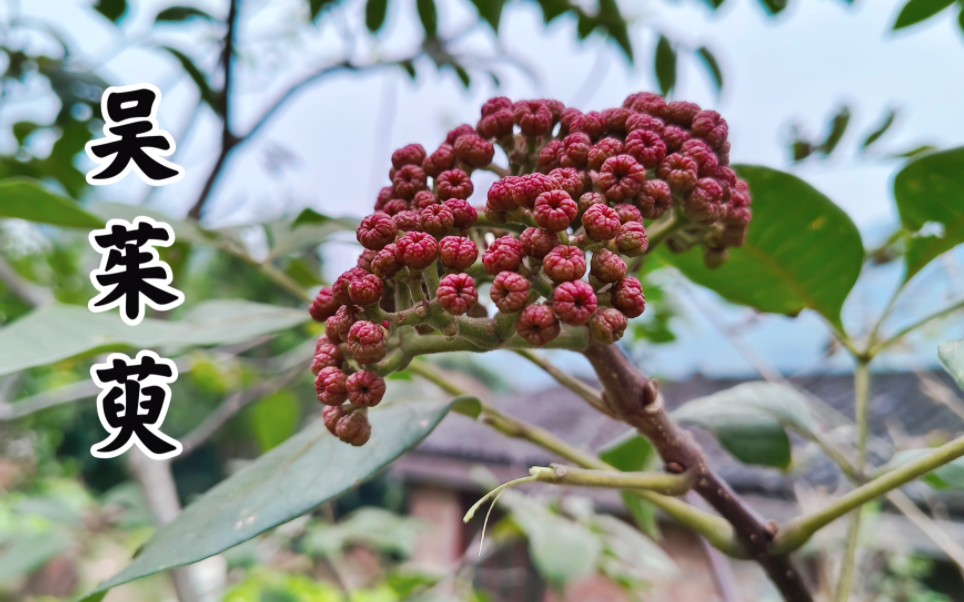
[450,395,482,418]
[94,0,127,22]
[154,6,215,23]
[308,0,340,21]
[599,0,633,61]
[576,14,597,39]
[399,60,417,80]
[162,46,221,113]
[819,106,851,156]
[538,0,569,23]
[0,301,308,376]
[600,435,659,538]
[672,382,819,469]
[885,449,964,490]
[699,0,727,8]
[501,492,602,587]
[892,0,955,29]
[654,35,676,96]
[365,0,389,32]
[861,108,898,150]
[251,391,300,452]
[0,177,102,228]
[470,0,505,30]
[939,339,964,391]
[891,144,937,159]
[659,166,863,329]
[695,46,723,93]
[453,65,471,88]
[758,0,788,15]
[893,147,964,280]
[416,0,438,39]
[78,394,455,601]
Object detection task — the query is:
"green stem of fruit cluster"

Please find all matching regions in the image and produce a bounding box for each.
[527,464,693,495]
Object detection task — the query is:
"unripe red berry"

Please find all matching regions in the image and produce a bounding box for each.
[664,101,701,126]
[615,221,649,256]
[436,169,474,200]
[375,186,394,211]
[587,137,624,171]
[309,288,340,322]
[691,110,729,150]
[392,144,427,169]
[335,410,372,446]
[561,133,592,168]
[491,271,531,313]
[533,189,578,231]
[588,308,628,344]
[482,236,524,275]
[454,134,495,167]
[686,178,724,224]
[570,111,605,139]
[357,213,398,250]
[662,125,691,153]
[597,155,646,202]
[325,304,358,343]
[420,204,455,236]
[346,370,387,407]
[634,180,672,219]
[602,108,632,135]
[613,204,643,224]
[516,303,561,346]
[624,92,666,116]
[624,129,667,169]
[487,177,518,212]
[680,139,719,176]
[625,112,665,135]
[323,404,346,435]
[312,337,343,374]
[578,191,607,214]
[582,204,622,241]
[444,199,478,229]
[371,244,402,278]
[347,320,387,364]
[396,232,439,270]
[423,144,455,177]
[381,199,408,215]
[659,154,699,193]
[445,124,477,145]
[439,236,479,271]
[478,109,515,139]
[590,248,628,283]
[482,96,513,116]
[412,190,439,211]
[520,227,559,259]
[518,173,555,209]
[513,100,554,136]
[392,210,420,231]
[611,277,646,318]
[543,245,586,282]
[357,249,377,271]
[315,366,348,406]
[560,108,582,134]
[437,273,478,316]
[537,140,564,171]
[347,273,384,306]
[548,167,586,198]
[332,267,369,304]
[392,164,427,199]
[552,280,598,325]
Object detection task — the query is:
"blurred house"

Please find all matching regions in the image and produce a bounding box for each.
[392,370,964,601]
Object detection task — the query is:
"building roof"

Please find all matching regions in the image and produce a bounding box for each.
[400,368,964,511]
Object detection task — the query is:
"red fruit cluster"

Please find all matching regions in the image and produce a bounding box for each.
[310,92,752,445]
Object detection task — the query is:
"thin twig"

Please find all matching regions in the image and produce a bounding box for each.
[513,349,612,416]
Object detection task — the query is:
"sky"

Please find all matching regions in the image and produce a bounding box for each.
[9,0,964,385]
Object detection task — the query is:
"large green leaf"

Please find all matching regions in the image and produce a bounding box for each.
[79,394,456,601]
[0,178,102,228]
[892,0,955,29]
[672,382,819,469]
[939,339,964,391]
[659,165,863,329]
[0,300,307,376]
[893,147,964,280]
[654,35,676,96]
[600,435,659,538]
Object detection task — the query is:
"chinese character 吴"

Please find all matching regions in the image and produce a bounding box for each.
[85,83,184,186]
[90,350,181,459]
[88,216,184,326]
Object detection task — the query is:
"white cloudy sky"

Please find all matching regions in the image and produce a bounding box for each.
[12,0,964,383]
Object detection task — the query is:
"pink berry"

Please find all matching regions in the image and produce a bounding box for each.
[420,204,455,236]
[582,204,622,241]
[309,288,340,322]
[533,189,578,232]
[392,144,427,170]
[454,134,495,168]
[548,167,586,198]
[588,308,629,344]
[371,244,402,278]
[423,144,455,177]
[347,320,388,364]
[436,169,474,200]
[615,221,649,257]
[439,236,479,271]
[596,155,646,203]
[543,245,586,282]
[346,370,387,407]
[491,271,531,313]
[520,227,560,259]
[357,213,398,250]
[590,248,628,283]
[552,280,598,326]
[396,232,439,270]
[392,164,427,199]
[315,366,348,406]
[325,304,358,343]
[624,129,667,169]
[659,154,699,193]
[611,277,646,318]
[444,199,478,229]
[516,303,561,346]
[347,273,385,306]
[437,273,478,316]
[335,411,372,446]
[482,236,524,275]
